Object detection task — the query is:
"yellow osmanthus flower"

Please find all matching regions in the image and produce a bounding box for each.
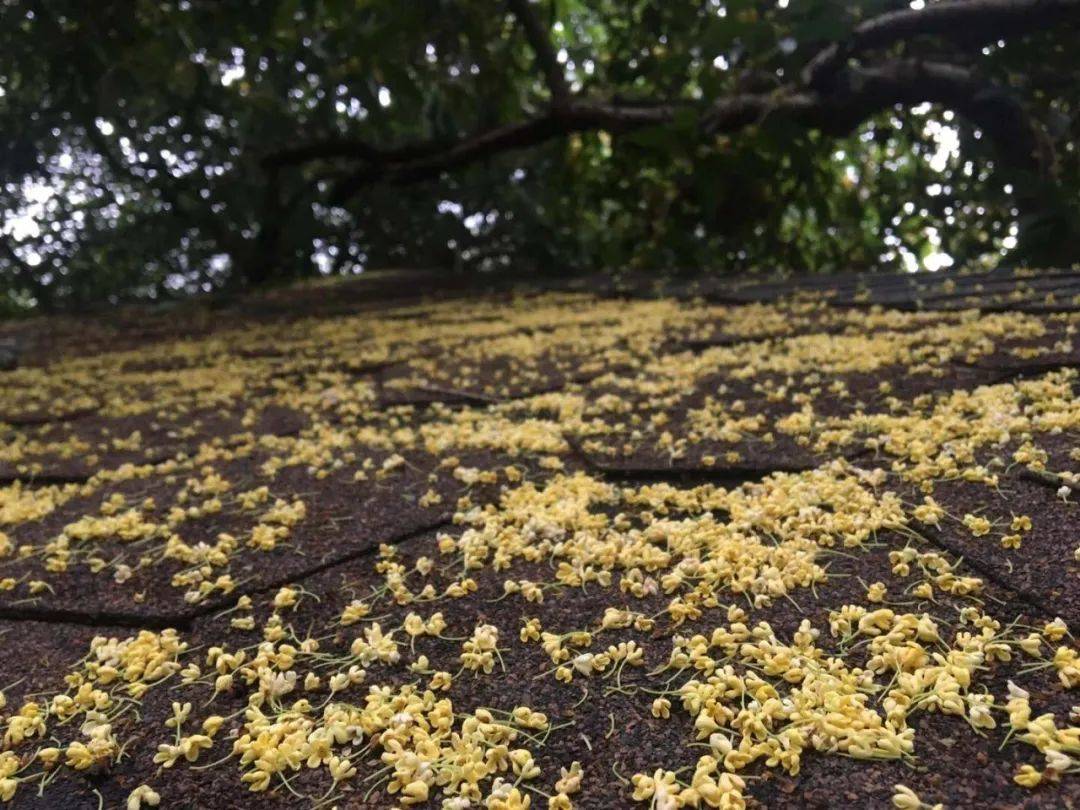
[892,784,942,809]
[6,297,1080,807]
[126,784,161,810]
[1015,764,1044,788]
[228,684,546,801]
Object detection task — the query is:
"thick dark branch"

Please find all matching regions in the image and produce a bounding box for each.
[329,103,677,202]
[262,137,454,170]
[329,59,1048,203]
[804,0,1080,87]
[506,0,569,102]
[269,101,685,173]
[801,60,1051,174]
[271,0,1074,179]
[270,0,1067,205]
[705,61,1050,174]
[330,117,562,200]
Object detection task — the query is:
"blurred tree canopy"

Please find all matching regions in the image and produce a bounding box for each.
[1,0,1078,311]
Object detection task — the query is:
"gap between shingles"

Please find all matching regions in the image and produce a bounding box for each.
[912,526,1057,620]
[563,432,820,486]
[0,517,452,634]
[182,515,452,627]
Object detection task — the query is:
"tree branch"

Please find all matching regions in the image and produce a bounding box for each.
[803,60,1052,174]
[328,59,1048,202]
[328,103,678,202]
[714,61,1052,175]
[267,0,1072,205]
[803,0,1080,87]
[506,0,569,103]
[262,137,455,170]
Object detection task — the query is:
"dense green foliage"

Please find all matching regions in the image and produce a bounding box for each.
[1,0,1078,311]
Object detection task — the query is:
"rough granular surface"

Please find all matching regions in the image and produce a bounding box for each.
[0,269,1078,809]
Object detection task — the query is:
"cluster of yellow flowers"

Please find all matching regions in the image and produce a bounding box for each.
[631,760,746,810]
[2,292,1080,806]
[810,369,1080,484]
[0,629,185,803]
[442,464,904,624]
[232,685,549,804]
